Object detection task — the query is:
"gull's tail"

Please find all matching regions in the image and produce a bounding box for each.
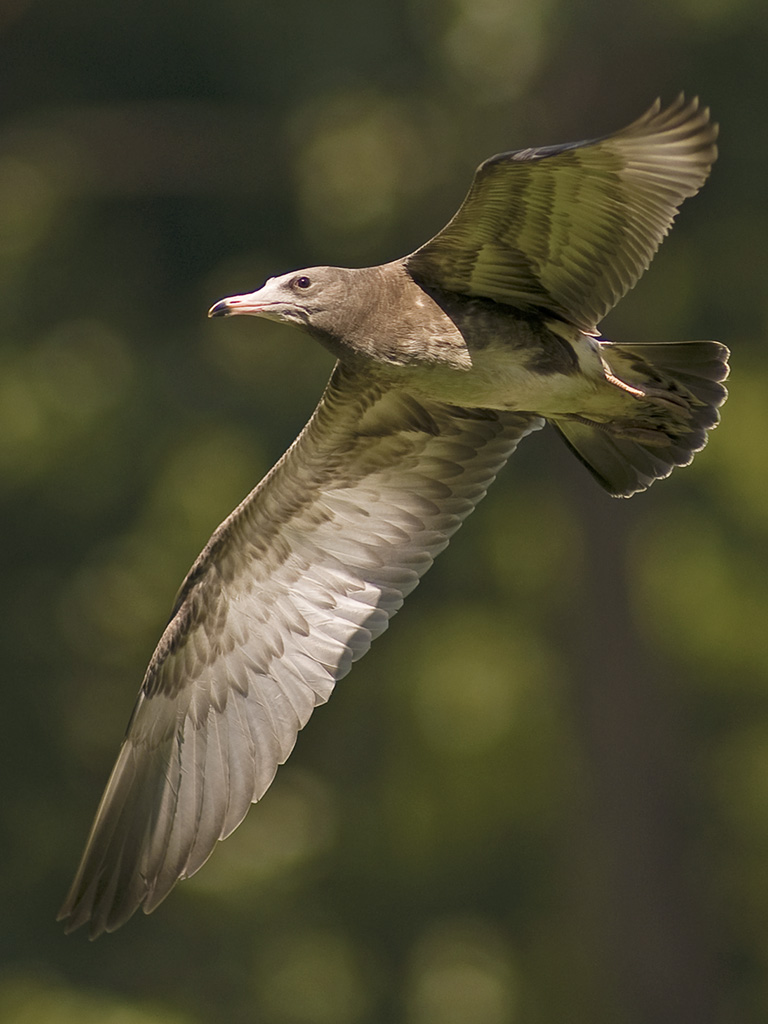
[552,339,729,497]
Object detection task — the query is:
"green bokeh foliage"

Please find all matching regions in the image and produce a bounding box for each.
[0,1,765,1022]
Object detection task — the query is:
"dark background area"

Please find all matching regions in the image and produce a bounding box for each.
[0,1,766,1022]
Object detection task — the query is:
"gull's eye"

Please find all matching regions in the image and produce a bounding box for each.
[294,275,311,289]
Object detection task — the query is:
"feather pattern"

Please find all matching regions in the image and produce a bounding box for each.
[405,94,718,331]
[59,363,542,936]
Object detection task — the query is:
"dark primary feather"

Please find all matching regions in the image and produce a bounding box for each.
[59,364,541,936]
[405,94,717,332]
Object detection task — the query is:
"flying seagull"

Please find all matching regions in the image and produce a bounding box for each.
[60,95,728,937]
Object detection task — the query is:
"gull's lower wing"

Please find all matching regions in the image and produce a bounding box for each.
[59,362,542,937]
[405,95,717,333]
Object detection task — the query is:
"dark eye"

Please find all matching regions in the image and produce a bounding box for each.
[294,275,311,289]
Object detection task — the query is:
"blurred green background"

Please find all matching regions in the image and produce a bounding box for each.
[1,1,765,1022]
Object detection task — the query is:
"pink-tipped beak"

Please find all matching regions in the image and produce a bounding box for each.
[208,292,269,318]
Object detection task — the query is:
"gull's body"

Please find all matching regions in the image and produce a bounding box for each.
[60,96,728,937]
[281,265,629,416]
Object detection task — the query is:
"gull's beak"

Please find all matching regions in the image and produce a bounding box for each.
[208,291,270,318]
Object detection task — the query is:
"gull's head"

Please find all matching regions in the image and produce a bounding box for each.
[208,267,354,332]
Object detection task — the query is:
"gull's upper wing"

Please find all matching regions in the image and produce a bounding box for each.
[404,95,717,333]
[59,363,542,937]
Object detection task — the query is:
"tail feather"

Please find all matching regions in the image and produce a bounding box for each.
[552,339,729,497]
